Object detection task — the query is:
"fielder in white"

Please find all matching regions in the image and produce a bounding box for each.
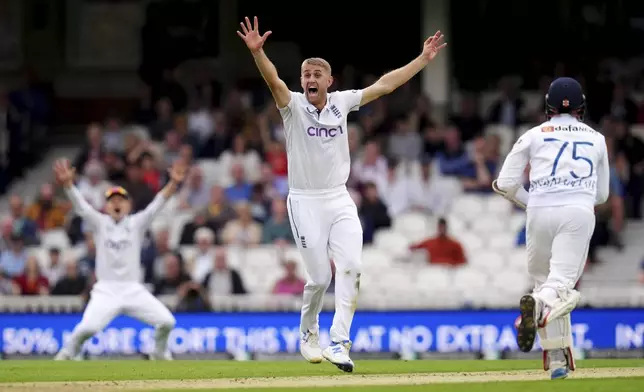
[53,159,186,360]
[494,77,609,380]
[237,16,446,372]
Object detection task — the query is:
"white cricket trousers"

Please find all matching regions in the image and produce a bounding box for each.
[60,281,176,357]
[287,186,363,343]
[526,204,595,347]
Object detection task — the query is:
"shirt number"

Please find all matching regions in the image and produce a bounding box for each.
[544,138,594,179]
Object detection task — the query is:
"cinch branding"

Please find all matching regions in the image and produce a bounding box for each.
[105,239,131,251]
[307,126,344,138]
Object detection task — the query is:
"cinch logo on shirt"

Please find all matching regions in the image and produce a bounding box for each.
[307,126,344,138]
[105,239,132,251]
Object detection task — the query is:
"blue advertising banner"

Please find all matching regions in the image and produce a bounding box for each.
[1,309,643,355]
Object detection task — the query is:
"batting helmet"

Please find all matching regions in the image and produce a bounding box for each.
[545,77,585,121]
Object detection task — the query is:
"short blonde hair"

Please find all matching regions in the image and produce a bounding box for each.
[301,57,332,74]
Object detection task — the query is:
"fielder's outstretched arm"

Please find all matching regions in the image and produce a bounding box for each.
[132,162,186,229]
[360,31,446,106]
[237,16,290,109]
[495,133,532,209]
[54,159,103,228]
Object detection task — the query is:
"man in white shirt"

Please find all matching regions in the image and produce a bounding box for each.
[237,16,446,372]
[494,78,609,380]
[53,158,186,361]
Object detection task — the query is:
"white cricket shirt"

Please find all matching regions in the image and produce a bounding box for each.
[496,114,610,209]
[279,90,363,191]
[65,186,168,282]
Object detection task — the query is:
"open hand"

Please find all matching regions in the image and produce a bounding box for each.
[53,159,76,187]
[168,161,187,184]
[237,16,272,53]
[422,31,447,61]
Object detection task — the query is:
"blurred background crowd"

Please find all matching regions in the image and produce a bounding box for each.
[0,0,643,310]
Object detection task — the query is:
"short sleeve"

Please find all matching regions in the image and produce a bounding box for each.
[336,89,363,113]
[278,91,298,119]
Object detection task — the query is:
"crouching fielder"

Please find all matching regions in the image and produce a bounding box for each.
[493,77,609,380]
[53,158,186,360]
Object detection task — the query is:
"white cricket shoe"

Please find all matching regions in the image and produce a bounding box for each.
[322,341,354,373]
[149,351,174,360]
[53,350,72,361]
[300,330,323,363]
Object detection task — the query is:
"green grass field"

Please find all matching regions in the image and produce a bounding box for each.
[0,359,643,391]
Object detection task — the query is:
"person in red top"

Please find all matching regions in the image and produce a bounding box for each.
[265,141,288,178]
[14,256,49,295]
[409,218,466,266]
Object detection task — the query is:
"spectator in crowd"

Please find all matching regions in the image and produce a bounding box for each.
[460,135,498,193]
[189,227,217,283]
[611,117,644,219]
[149,98,175,141]
[0,271,19,295]
[409,218,466,267]
[0,234,28,277]
[13,256,49,295]
[272,260,306,295]
[103,149,126,182]
[187,98,214,143]
[78,233,96,276]
[178,166,210,211]
[220,134,262,183]
[117,162,155,212]
[152,228,173,277]
[221,202,262,246]
[0,217,13,251]
[262,198,293,244]
[154,252,208,312]
[388,115,422,162]
[200,110,232,159]
[141,231,157,283]
[487,77,524,127]
[450,93,484,142]
[154,252,193,295]
[103,116,125,152]
[77,161,110,211]
[410,159,457,216]
[202,248,246,295]
[180,210,218,245]
[249,183,271,223]
[258,163,288,200]
[204,185,237,232]
[422,124,444,159]
[140,152,162,192]
[381,159,412,217]
[74,123,105,170]
[8,195,38,245]
[51,259,87,296]
[436,127,469,177]
[44,247,64,284]
[352,141,388,188]
[225,163,253,203]
[359,182,391,243]
[26,183,67,231]
[610,83,638,124]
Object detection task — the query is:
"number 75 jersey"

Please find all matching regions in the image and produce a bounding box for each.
[497,114,610,209]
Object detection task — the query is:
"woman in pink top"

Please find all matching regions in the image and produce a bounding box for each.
[272,260,305,295]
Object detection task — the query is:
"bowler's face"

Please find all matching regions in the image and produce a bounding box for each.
[301,64,332,105]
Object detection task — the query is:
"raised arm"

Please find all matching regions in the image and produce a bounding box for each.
[360,31,446,107]
[237,16,290,109]
[132,161,187,229]
[54,159,103,228]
